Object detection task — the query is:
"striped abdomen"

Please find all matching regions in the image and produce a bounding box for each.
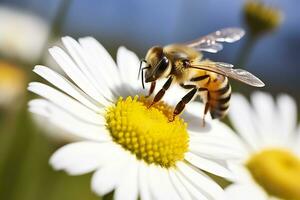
[207,74,231,119]
[190,70,231,119]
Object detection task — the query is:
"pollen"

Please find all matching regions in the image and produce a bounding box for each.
[247,148,300,200]
[105,96,189,168]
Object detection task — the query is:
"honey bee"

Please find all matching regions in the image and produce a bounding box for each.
[139,27,265,124]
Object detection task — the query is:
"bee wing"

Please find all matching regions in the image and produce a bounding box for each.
[183,28,245,53]
[214,62,234,68]
[193,42,223,53]
[190,61,265,87]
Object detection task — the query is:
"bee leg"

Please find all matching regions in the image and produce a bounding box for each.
[148,76,173,108]
[146,81,156,97]
[179,83,196,89]
[171,88,198,121]
[202,103,210,127]
[199,88,210,127]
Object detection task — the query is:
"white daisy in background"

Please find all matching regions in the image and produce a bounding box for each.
[225,92,300,200]
[28,36,244,200]
[0,61,26,108]
[0,6,49,63]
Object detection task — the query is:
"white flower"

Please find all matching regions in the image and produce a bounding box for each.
[225,92,300,200]
[0,6,49,63]
[0,61,26,108]
[43,39,66,74]
[28,36,242,200]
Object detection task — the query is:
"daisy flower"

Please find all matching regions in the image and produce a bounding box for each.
[243,1,282,36]
[28,36,243,200]
[225,92,300,200]
[0,61,26,108]
[0,6,49,63]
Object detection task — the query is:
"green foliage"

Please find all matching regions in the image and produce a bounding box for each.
[0,104,100,200]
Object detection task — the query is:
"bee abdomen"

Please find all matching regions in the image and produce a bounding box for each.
[210,102,230,119]
[209,81,231,119]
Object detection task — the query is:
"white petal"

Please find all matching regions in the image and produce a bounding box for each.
[147,165,167,200]
[229,93,260,151]
[184,101,212,123]
[147,166,168,200]
[157,167,181,200]
[276,94,297,143]
[144,164,182,200]
[227,161,253,183]
[163,84,192,106]
[91,150,131,196]
[189,142,243,160]
[250,92,281,146]
[62,36,115,101]
[174,170,208,200]
[117,46,141,92]
[114,156,139,200]
[28,82,105,125]
[33,65,107,109]
[225,183,267,200]
[169,169,193,200]
[138,162,152,200]
[29,99,110,141]
[189,120,247,149]
[29,103,49,117]
[78,37,123,91]
[295,126,300,156]
[50,141,116,175]
[185,152,234,179]
[184,102,237,137]
[177,162,224,200]
[49,46,107,103]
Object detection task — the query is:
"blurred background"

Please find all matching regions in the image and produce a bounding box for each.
[0,0,299,199]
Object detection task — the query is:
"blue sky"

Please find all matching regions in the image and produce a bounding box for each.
[2,0,300,97]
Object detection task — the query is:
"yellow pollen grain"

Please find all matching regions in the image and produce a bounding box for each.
[247,148,300,200]
[105,96,189,168]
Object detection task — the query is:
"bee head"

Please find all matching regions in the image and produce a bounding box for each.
[144,46,171,83]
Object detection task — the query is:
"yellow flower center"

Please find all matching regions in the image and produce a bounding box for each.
[105,96,189,168]
[0,61,26,105]
[244,1,282,35]
[247,148,300,200]
[0,61,26,89]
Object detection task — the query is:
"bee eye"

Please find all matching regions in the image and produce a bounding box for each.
[182,59,190,68]
[157,57,169,72]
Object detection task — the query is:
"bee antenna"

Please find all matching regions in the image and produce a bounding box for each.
[138,59,147,80]
[141,68,145,89]
[140,66,151,89]
[138,59,150,90]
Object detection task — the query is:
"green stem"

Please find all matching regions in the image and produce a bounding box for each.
[39,0,73,63]
[235,33,259,68]
[0,102,30,200]
[50,0,73,39]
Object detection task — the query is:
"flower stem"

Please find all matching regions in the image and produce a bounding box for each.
[235,33,259,68]
[50,0,73,39]
[39,0,73,63]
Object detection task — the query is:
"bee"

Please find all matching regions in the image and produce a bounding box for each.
[139,27,265,125]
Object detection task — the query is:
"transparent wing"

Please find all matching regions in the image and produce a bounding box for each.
[183,27,245,53]
[210,28,245,42]
[194,42,223,53]
[215,62,234,68]
[189,61,265,87]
